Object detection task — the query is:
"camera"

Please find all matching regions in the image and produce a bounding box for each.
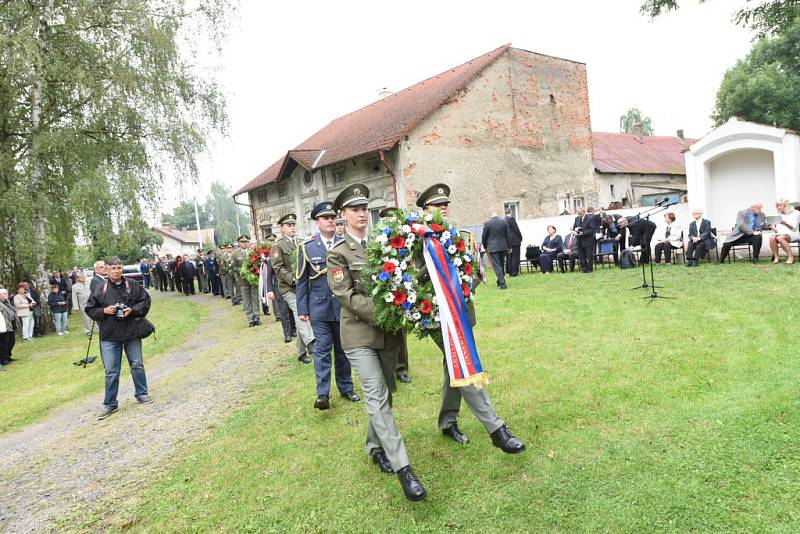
[115,302,127,320]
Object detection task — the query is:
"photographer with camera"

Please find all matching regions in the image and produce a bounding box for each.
[85,256,154,420]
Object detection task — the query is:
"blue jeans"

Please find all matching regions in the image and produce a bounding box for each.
[310,320,353,397]
[53,311,68,333]
[100,338,148,407]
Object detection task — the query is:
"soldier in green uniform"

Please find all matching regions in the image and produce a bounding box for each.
[233,235,261,327]
[224,243,240,305]
[378,206,411,385]
[416,183,526,454]
[327,184,426,502]
[271,214,315,363]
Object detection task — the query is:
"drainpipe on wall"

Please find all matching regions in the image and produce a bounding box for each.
[233,193,256,240]
[379,149,400,207]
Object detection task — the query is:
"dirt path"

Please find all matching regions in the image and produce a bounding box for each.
[0,292,288,533]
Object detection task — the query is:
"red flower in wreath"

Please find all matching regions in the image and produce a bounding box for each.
[429,223,445,233]
[419,299,433,314]
[389,236,406,249]
[462,283,471,298]
[383,262,396,274]
[412,224,427,236]
[393,290,407,305]
[463,262,473,275]
[455,239,466,252]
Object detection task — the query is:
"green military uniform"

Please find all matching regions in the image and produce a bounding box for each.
[379,206,411,384]
[233,235,261,327]
[271,214,314,359]
[417,183,523,453]
[327,185,414,478]
[224,246,240,304]
[219,246,232,300]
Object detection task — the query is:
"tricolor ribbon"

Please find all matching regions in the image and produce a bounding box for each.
[258,255,269,303]
[422,230,488,389]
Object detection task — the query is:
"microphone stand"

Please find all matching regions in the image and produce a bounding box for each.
[628,202,670,291]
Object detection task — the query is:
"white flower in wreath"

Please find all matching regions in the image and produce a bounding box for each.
[382,245,392,254]
[399,260,408,270]
[376,233,388,244]
[448,245,457,255]
[412,311,421,320]
[434,313,440,322]
[407,291,416,303]
[453,257,463,267]
[442,231,451,241]
[371,274,378,281]
[403,281,413,291]
[389,258,400,266]
[384,293,394,303]
[401,225,411,235]
[405,235,415,246]
[405,310,416,320]
[464,254,472,262]
[424,213,433,222]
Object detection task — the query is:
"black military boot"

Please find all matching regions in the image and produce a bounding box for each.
[490,424,526,454]
[396,465,427,502]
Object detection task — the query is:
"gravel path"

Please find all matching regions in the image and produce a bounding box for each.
[0,292,287,533]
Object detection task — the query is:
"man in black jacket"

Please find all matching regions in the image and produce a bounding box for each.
[85,256,153,420]
[481,208,510,289]
[618,215,657,264]
[573,207,600,273]
[505,209,523,277]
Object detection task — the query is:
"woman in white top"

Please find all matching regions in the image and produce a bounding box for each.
[654,212,683,264]
[13,283,35,341]
[769,198,800,264]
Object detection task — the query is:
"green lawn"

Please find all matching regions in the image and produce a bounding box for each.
[97,264,800,532]
[0,292,205,434]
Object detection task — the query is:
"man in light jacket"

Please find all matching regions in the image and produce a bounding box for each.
[72,272,93,336]
[718,203,768,263]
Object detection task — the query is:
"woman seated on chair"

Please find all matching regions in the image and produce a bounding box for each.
[653,212,682,264]
[539,225,563,274]
[768,198,800,264]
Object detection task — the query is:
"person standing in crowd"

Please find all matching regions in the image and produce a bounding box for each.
[154,257,166,291]
[225,244,241,304]
[558,229,580,273]
[335,219,345,238]
[195,250,208,293]
[768,198,800,264]
[166,255,176,291]
[71,271,93,336]
[61,271,73,315]
[139,258,151,289]
[0,288,18,365]
[180,255,196,295]
[205,250,221,296]
[602,213,628,265]
[232,235,261,327]
[505,208,523,277]
[654,212,683,264]
[481,207,510,289]
[267,251,295,341]
[539,225,563,274]
[24,279,43,337]
[418,184,526,454]
[90,260,107,293]
[173,255,184,293]
[686,209,715,267]
[218,245,230,299]
[14,283,35,342]
[272,214,315,363]
[85,256,153,420]
[327,183,426,502]
[297,201,360,410]
[617,214,657,264]
[573,206,600,273]
[47,283,69,335]
[719,202,768,263]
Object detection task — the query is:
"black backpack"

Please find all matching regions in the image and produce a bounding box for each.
[619,249,636,269]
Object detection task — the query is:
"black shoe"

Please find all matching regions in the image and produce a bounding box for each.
[225,295,231,299]
[284,335,292,343]
[314,395,330,410]
[396,465,427,502]
[371,450,394,473]
[442,424,469,444]
[298,353,311,364]
[397,373,411,384]
[97,405,118,420]
[341,391,361,402]
[136,394,153,404]
[752,258,759,264]
[291,331,297,338]
[248,321,254,327]
[253,320,262,326]
[490,424,526,454]
[6,357,17,362]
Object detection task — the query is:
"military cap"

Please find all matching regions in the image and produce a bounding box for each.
[225,243,234,248]
[277,214,297,225]
[237,234,250,243]
[416,183,451,208]
[310,202,336,220]
[206,250,215,254]
[333,183,369,212]
[379,206,398,218]
[335,218,345,225]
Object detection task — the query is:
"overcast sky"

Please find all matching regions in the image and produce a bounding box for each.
[173,0,755,213]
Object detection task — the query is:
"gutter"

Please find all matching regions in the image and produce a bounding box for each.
[379,149,399,207]
[233,193,256,238]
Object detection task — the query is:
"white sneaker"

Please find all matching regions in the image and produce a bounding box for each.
[64,330,70,334]
[56,332,63,336]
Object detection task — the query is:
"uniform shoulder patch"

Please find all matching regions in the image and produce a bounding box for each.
[330,266,344,283]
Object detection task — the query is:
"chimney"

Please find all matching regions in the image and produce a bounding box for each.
[162,223,172,231]
[676,129,685,140]
[633,123,644,142]
[377,87,393,99]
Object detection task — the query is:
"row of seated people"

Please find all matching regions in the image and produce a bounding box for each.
[532,200,800,273]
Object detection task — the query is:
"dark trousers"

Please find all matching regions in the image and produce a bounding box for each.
[539,252,557,273]
[169,274,176,291]
[209,274,221,295]
[276,298,294,338]
[0,331,15,363]
[182,277,195,295]
[577,237,595,272]
[719,234,762,262]
[395,331,409,377]
[310,320,353,397]
[506,246,521,276]
[686,240,710,262]
[488,251,507,287]
[556,251,577,272]
[157,272,168,291]
[654,242,679,263]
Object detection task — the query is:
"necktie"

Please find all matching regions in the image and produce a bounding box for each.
[326,240,332,250]
[360,240,366,248]
[665,226,671,238]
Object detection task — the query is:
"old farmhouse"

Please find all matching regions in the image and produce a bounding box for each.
[235,44,596,239]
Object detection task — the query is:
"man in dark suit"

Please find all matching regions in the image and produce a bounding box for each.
[618,215,657,264]
[557,230,579,273]
[718,203,767,263]
[89,260,107,294]
[686,209,716,267]
[573,207,600,273]
[481,208,510,289]
[505,209,523,277]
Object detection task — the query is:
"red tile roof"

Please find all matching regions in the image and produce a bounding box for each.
[592,132,695,175]
[235,45,512,195]
[152,226,215,246]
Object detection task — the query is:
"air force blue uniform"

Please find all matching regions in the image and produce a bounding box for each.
[296,233,355,397]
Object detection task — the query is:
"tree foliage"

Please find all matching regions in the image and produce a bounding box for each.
[0,0,231,288]
[619,107,655,136]
[641,0,800,36]
[712,20,800,130]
